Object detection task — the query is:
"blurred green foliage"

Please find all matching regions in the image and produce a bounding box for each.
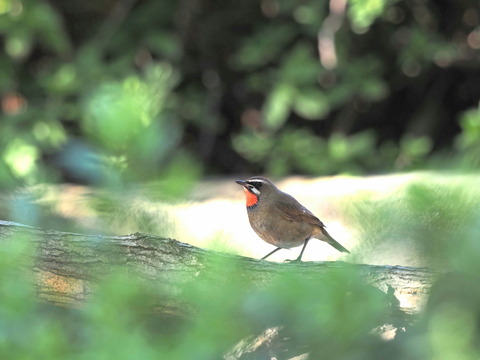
[346,173,480,268]
[0,0,479,186]
[456,103,480,168]
[0,0,480,359]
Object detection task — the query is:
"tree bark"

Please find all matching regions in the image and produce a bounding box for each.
[1,219,443,359]
[0,220,439,312]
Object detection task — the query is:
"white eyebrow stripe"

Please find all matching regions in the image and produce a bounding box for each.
[247,179,266,184]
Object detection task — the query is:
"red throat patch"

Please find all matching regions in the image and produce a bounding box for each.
[243,188,259,207]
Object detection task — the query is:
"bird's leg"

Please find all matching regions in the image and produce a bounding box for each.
[261,247,282,260]
[285,238,310,263]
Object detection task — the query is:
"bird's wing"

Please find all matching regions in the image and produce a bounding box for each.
[276,194,325,228]
[277,193,350,254]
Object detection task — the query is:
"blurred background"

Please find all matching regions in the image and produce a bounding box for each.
[1,0,479,186]
[1,1,480,358]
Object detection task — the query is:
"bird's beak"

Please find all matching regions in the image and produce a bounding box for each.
[235,180,247,186]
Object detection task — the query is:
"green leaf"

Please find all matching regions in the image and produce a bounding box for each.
[262,83,294,131]
[232,24,296,69]
[293,88,329,120]
[280,42,320,85]
[347,0,389,30]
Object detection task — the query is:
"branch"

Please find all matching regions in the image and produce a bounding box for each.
[0,220,439,314]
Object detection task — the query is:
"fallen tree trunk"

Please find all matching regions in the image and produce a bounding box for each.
[0,219,439,314]
[1,219,444,359]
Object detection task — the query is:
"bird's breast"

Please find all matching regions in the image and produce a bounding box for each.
[247,211,312,249]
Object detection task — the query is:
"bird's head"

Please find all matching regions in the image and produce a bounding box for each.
[235,176,277,208]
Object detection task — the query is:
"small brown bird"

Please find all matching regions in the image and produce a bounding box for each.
[236,176,349,262]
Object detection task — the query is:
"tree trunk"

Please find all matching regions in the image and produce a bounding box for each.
[0,220,439,311]
[0,219,440,359]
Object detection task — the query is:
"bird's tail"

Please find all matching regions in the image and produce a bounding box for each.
[320,228,350,253]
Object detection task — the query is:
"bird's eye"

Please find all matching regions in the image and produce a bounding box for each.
[248,181,263,190]
[246,183,261,195]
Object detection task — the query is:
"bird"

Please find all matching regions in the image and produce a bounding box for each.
[236,176,349,262]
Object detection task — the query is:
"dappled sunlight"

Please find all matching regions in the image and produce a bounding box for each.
[3,139,38,180]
